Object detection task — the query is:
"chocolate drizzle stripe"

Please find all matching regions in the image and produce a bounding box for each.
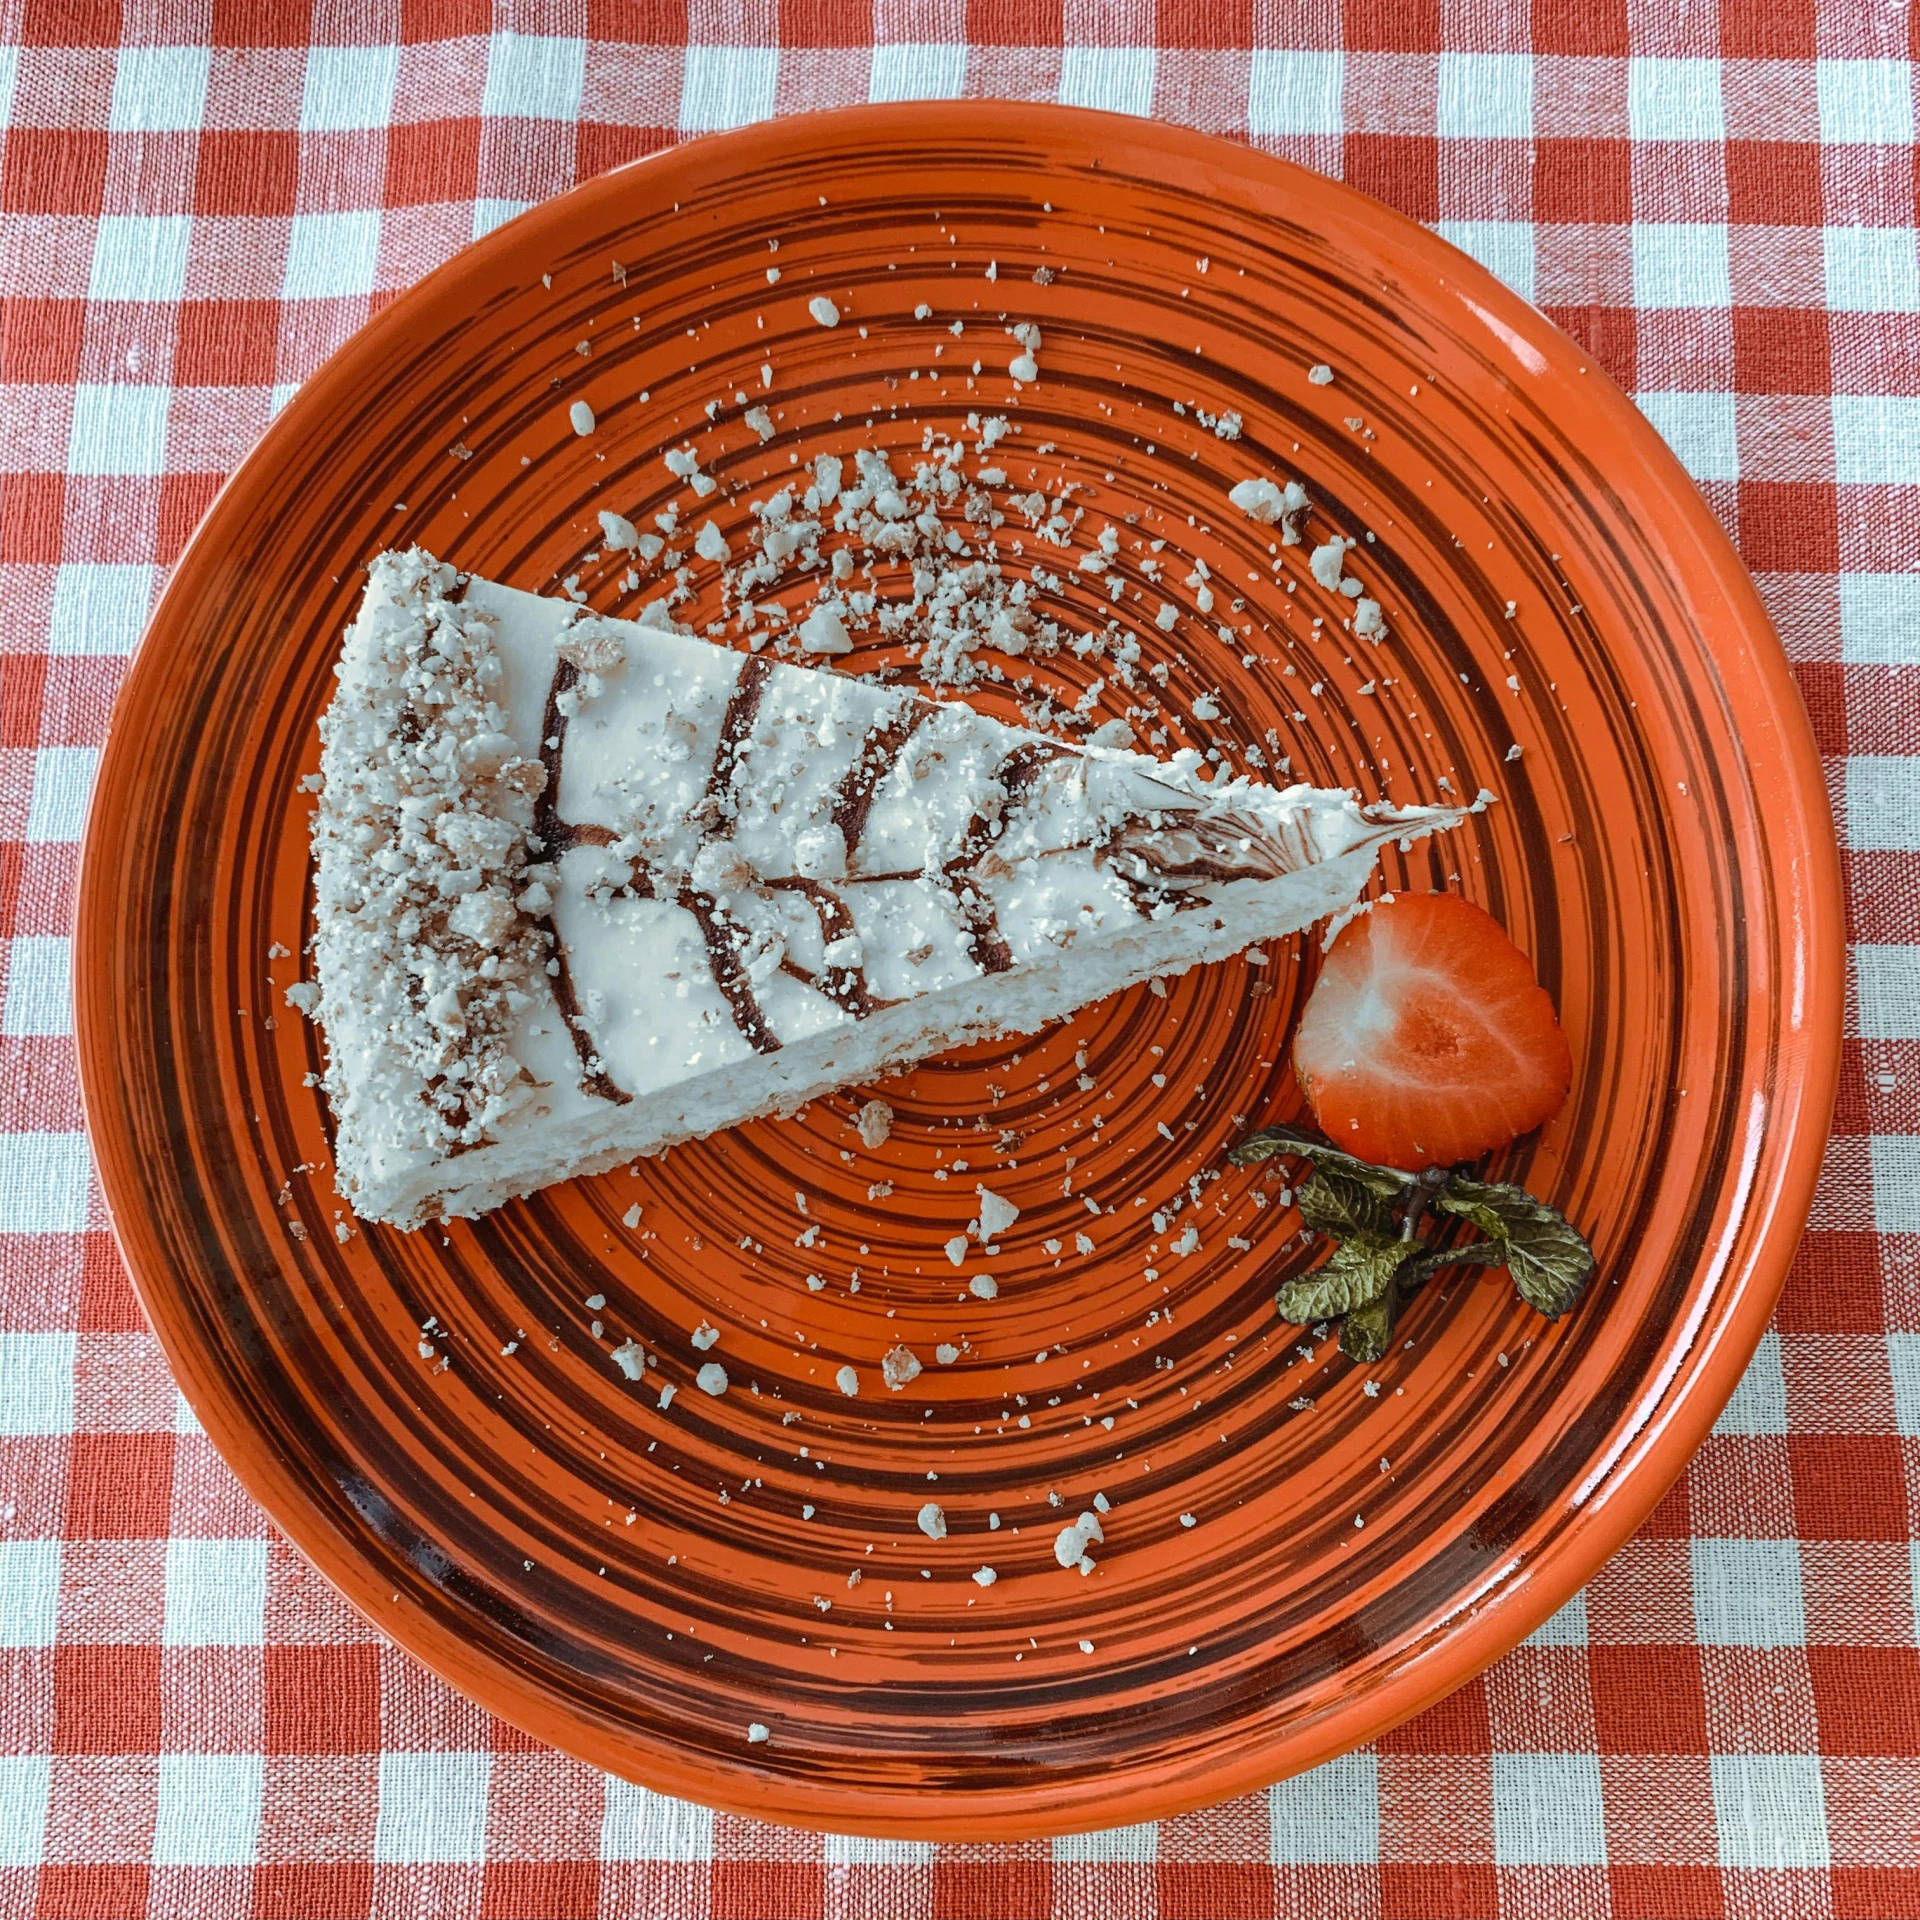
[703,654,774,824]
[681,888,782,1054]
[765,877,898,1017]
[832,699,930,860]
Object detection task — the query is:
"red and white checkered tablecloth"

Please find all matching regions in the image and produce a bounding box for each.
[1,1,1914,1914]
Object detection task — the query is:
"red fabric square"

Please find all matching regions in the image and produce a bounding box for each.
[2,129,109,217]
[175,298,279,386]
[1540,304,1636,391]
[76,1233,145,1334]
[52,1645,162,1755]
[34,1864,151,1920]
[1531,0,1628,57]
[480,1862,599,1920]
[1737,480,1837,572]
[1810,1648,1920,1754]
[1777,1233,1885,1333]
[1721,0,1816,59]
[1832,1039,1873,1137]
[930,1859,1051,1917]
[2,298,85,382]
[576,122,672,182]
[963,0,1063,47]
[1378,1675,1490,1753]
[0,475,64,566]
[156,473,223,564]
[1157,1862,1273,1917]
[1380,1863,1500,1918]
[208,0,309,42]
[777,0,868,46]
[1157,0,1254,50]
[710,1862,825,1919]
[387,119,483,206]
[1732,306,1833,395]
[401,0,493,38]
[194,129,299,218]
[17,0,119,47]
[1790,1434,1909,1541]
[1637,1473,1693,1540]
[1590,1645,1710,1752]
[1535,138,1630,224]
[1793,661,1848,756]
[262,1645,381,1754]
[1833,1869,1920,1919]
[64,1432,175,1539]
[1727,140,1823,227]
[1345,134,1439,221]
[1346,0,1439,53]
[251,1863,374,1919]
[1609,1865,1726,1918]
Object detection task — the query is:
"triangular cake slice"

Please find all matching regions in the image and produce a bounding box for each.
[301,550,1468,1228]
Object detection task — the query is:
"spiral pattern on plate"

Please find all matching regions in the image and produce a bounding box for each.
[74,106,1840,1837]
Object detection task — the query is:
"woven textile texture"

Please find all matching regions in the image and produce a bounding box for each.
[2,2,1916,1915]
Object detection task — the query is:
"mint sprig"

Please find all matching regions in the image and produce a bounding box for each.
[1228,1123,1595,1362]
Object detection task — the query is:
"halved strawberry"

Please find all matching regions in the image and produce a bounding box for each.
[1292,892,1572,1170]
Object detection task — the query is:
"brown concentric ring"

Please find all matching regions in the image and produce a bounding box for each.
[75,105,1840,1837]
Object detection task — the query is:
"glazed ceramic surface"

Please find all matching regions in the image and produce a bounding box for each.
[75,105,1841,1837]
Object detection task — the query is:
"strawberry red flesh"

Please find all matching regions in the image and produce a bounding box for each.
[1291,892,1572,1170]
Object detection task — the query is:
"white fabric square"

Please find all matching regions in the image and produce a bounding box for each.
[1628,56,1725,141]
[1269,1752,1377,1864]
[3,937,72,1038]
[1437,52,1532,139]
[1491,1753,1608,1865]
[1848,756,1920,851]
[152,1753,263,1867]
[269,382,302,418]
[1824,227,1920,314]
[678,45,778,133]
[1890,1332,1920,1439]
[282,211,382,300]
[109,46,211,133]
[47,562,153,657]
[1248,49,1343,137]
[824,1832,939,1865]
[1523,1592,1589,1647]
[0,1137,92,1237]
[87,215,193,304]
[1691,1538,1806,1648]
[1633,224,1731,310]
[1840,573,1920,662]
[1436,221,1535,302]
[1054,1820,1157,1863]
[174,1387,204,1436]
[1636,390,1739,482]
[301,44,402,132]
[26,747,100,843]
[599,1781,713,1861]
[0,1757,48,1869]
[1710,1754,1830,1870]
[1871,1136,1920,1232]
[1712,1327,1788,1435]
[1817,59,1915,146]
[375,1751,493,1863]
[0,1333,74,1436]
[1855,946,1920,1039]
[67,383,169,476]
[0,1541,59,1647]
[1059,47,1155,117]
[0,48,18,134]
[868,43,965,103]
[163,1538,268,1647]
[1833,394,1920,484]
[482,32,587,122]
[472,200,531,239]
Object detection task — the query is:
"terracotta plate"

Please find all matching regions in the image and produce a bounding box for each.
[75,105,1842,1838]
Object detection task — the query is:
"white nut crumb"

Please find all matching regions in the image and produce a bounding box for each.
[969,1274,998,1300]
[610,1340,646,1380]
[972,1566,997,1587]
[569,399,595,435]
[1179,1512,1197,1528]
[1308,363,1334,385]
[935,1343,960,1365]
[835,1364,860,1396]
[808,296,841,327]
[854,1098,892,1148]
[695,1362,728,1396]
[975,1185,1019,1239]
[597,509,640,549]
[881,1345,922,1390]
[691,1322,720,1351]
[944,1235,969,1267]
[917,1501,947,1541]
[747,1722,770,1744]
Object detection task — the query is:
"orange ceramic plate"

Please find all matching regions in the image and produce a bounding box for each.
[75,106,1841,1838]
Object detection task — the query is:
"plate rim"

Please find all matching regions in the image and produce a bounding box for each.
[73,100,1844,1838]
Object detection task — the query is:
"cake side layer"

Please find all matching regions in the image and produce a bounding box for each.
[358,837,1392,1227]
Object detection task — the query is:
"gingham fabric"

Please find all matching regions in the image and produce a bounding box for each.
[0,2,1914,1915]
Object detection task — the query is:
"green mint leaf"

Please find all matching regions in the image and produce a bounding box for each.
[1274,1235,1404,1324]
[1339,1280,1399,1362]
[1295,1165,1397,1241]
[1436,1176,1595,1320]
[1408,1242,1508,1285]
[1229,1123,1409,1200]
